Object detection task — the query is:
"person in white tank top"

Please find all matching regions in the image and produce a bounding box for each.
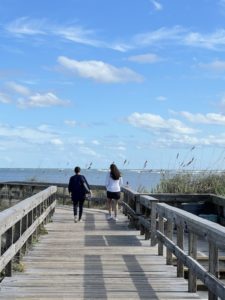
[105,163,123,221]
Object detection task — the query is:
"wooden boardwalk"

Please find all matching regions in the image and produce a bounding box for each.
[0,206,207,299]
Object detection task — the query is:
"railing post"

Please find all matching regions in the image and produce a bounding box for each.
[150,201,157,246]
[188,232,197,293]
[165,220,173,265]
[158,215,164,256]
[208,241,219,300]
[5,227,13,276]
[22,214,28,254]
[177,224,184,277]
[134,195,140,229]
[28,210,34,245]
[14,220,22,263]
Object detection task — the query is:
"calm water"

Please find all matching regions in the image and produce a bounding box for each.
[0,168,163,192]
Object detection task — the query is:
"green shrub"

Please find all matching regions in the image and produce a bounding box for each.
[153,172,225,195]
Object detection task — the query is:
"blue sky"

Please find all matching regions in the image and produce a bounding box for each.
[1,0,225,170]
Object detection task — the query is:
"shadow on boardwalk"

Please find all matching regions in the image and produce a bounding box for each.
[0,206,206,299]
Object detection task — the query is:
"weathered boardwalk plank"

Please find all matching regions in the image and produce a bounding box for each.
[0,206,207,299]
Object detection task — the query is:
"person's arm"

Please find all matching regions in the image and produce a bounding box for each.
[119,176,123,187]
[82,176,90,188]
[68,177,72,194]
[82,175,92,195]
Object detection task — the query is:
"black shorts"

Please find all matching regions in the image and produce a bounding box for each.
[107,191,121,200]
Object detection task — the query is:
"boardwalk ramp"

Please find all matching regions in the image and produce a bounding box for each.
[0,206,206,299]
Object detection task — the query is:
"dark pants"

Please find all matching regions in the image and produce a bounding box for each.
[72,198,85,220]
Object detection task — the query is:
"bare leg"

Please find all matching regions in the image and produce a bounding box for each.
[113,200,118,218]
[107,198,112,216]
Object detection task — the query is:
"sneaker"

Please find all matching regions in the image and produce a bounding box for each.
[79,218,83,222]
[113,216,118,221]
[74,216,78,223]
[107,215,112,220]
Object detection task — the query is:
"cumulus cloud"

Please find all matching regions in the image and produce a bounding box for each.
[17,92,69,108]
[3,81,69,108]
[0,123,62,145]
[198,60,225,72]
[128,53,161,63]
[157,133,225,148]
[176,111,225,125]
[127,112,196,134]
[57,56,143,83]
[6,81,31,95]
[0,92,12,104]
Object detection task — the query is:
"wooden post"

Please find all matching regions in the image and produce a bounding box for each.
[158,216,164,256]
[188,232,197,293]
[150,201,157,246]
[177,224,184,277]
[28,210,34,244]
[22,214,28,254]
[14,220,22,263]
[135,195,141,230]
[166,220,173,265]
[5,227,13,276]
[208,241,218,300]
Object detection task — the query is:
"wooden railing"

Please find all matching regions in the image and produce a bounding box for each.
[122,186,225,300]
[0,182,106,207]
[0,186,57,277]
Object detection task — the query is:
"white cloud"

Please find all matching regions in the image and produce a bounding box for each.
[157,133,225,148]
[64,120,77,127]
[134,26,185,46]
[17,92,69,108]
[184,29,225,50]
[6,81,31,95]
[150,0,163,11]
[50,138,63,145]
[6,17,46,36]
[92,140,100,145]
[5,17,131,52]
[57,56,143,83]
[0,123,61,145]
[0,92,12,103]
[199,60,225,72]
[53,25,102,48]
[2,81,69,108]
[79,146,98,156]
[156,96,167,101]
[134,26,225,51]
[128,53,161,63]
[127,112,196,134]
[178,111,225,125]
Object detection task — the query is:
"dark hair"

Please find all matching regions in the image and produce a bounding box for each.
[74,166,81,174]
[110,163,121,180]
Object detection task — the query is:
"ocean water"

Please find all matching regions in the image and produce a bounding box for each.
[0,168,163,192]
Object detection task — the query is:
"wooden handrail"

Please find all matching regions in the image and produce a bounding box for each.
[0,186,57,277]
[121,186,225,300]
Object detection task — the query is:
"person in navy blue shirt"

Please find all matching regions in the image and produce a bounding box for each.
[68,166,91,222]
